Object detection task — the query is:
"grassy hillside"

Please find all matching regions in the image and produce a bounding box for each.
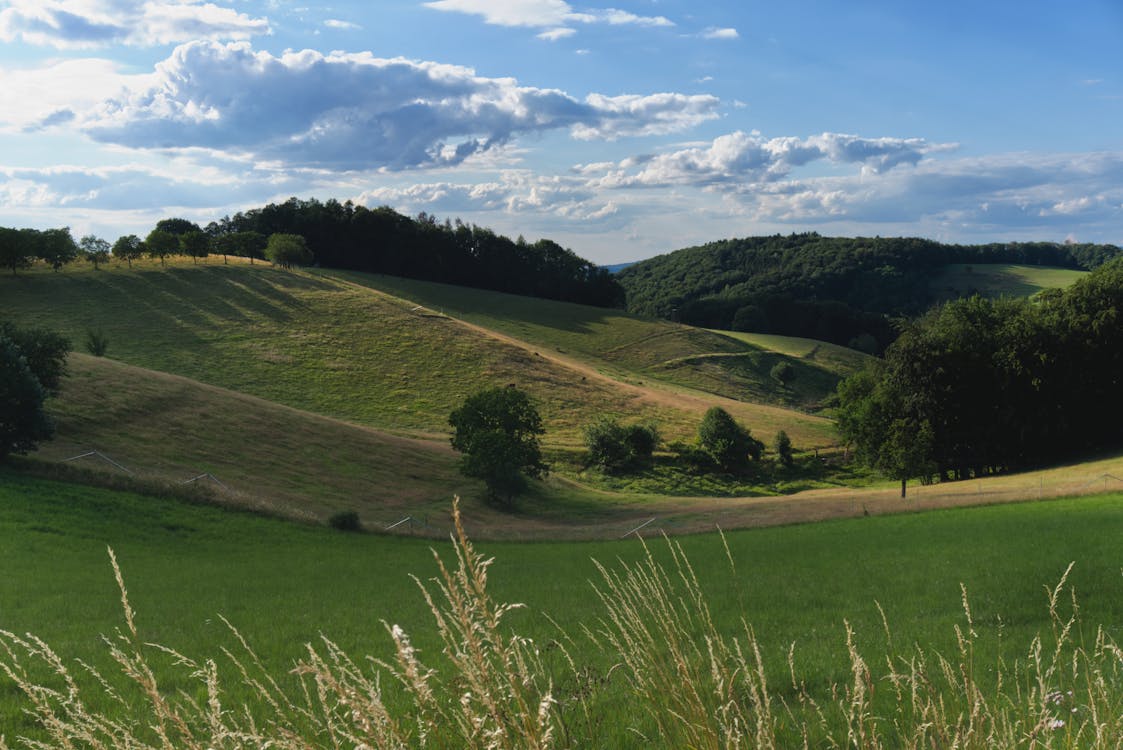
[2,472,1122,744]
[930,263,1087,301]
[327,270,866,414]
[0,260,836,449]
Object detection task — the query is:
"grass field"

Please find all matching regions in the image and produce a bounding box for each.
[2,472,1121,745]
[930,263,1087,301]
[0,260,836,451]
[327,270,866,414]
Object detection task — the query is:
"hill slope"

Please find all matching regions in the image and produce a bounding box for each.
[1,262,837,448]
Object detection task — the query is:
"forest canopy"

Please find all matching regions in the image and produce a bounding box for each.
[206,198,625,308]
[617,233,1122,351]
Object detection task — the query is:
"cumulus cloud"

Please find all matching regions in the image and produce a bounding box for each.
[0,0,270,48]
[81,41,720,170]
[0,57,146,131]
[424,0,672,37]
[578,130,956,188]
[537,26,576,41]
[0,162,280,210]
[357,171,600,216]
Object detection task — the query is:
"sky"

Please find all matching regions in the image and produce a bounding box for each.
[0,0,1120,264]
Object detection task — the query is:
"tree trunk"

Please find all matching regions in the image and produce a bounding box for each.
[901,478,907,498]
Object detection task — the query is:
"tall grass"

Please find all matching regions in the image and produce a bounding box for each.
[2,500,1120,748]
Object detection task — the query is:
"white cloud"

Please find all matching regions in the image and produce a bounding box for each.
[579,130,955,188]
[424,0,673,36]
[701,27,738,40]
[80,41,720,170]
[0,0,270,48]
[537,26,575,41]
[324,18,360,30]
[0,57,147,131]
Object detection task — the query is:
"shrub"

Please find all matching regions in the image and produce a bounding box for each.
[770,360,795,385]
[774,429,794,467]
[584,419,660,472]
[85,328,109,356]
[698,407,763,471]
[328,510,361,531]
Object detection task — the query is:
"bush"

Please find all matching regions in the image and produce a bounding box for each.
[583,417,631,471]
[774,429,794,467]
[584,419,660,472]
[770,360,795,386]
[624,422,660,463]
[698,407,763,471]
[86,328,109,356]
[328,510,361,532]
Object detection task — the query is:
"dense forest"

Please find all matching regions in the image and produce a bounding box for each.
[209,198,625,308]
[617,234,1122,351]
[837,258,1123,492]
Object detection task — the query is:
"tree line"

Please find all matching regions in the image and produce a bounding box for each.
[837,258,1123,495]
[617,233,1123,352]
[209,198,625,307]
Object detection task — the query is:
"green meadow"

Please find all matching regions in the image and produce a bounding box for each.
[930,263,1088,301]
[2,471,1121,744]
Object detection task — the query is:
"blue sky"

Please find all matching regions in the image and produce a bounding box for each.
[0,0,1120,263]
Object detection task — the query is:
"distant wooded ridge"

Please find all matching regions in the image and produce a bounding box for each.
[617,233,1122,352]
[210,198,625,308]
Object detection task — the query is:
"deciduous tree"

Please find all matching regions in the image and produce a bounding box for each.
[449,386,547,506]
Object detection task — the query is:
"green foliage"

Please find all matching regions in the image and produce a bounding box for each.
[0,226,33,274]
[264,233,313,269]
[618,233,1120,348]
[0,336,54,461]
[79,235,111,270]
[0,321,69,394]
[836,263,1123,487]
[697,406,763,471]
[211,197,624,307]
[327,509,361,532]
[774,429,793,467]
[111,234,144,268]
[155,217,203,236]
[769,360,795,385]
[36,227,79,271]
[85,328,109,357]
[583,418,660,472]
[449,386,547,505]
[145,228,178,266]
[179,230,210,264]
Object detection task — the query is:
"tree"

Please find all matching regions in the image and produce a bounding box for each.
[265,233,313,268]
[770,360,796,386]
[0,337,54,462]
[155,217,202,236]
[145,229,178,266]
[774,430,794,468]
[180,230,210,264]
[112,235,144,268]
[80,235,111,270]
[0,323,70,462]
[37,228,78,271]
[0,227,33,275]
[449,387,547,505]
[0,322,69,394]
[584,417,632,471]
[698,407,762,471]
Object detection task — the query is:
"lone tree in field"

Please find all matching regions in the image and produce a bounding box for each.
[145,229,178,266]
[265,233,313,269]
[449,386,547,506]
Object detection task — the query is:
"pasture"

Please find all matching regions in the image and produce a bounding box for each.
[2,472,1122,744]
